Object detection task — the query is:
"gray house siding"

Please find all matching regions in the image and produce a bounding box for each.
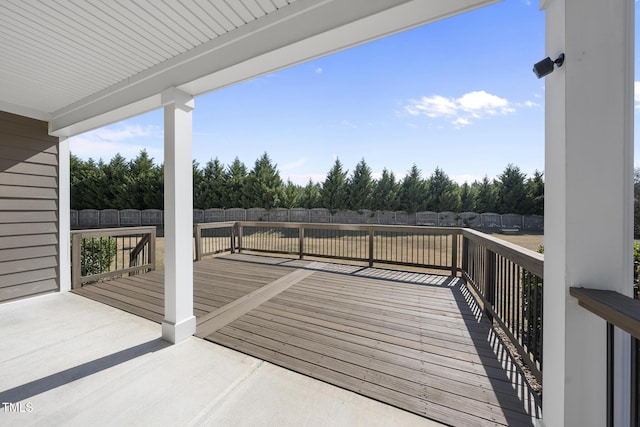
[0,112,59,302]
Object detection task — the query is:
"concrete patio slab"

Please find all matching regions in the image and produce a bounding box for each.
[0,292,442,426]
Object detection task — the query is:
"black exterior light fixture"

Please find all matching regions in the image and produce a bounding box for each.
[533,53,565,79]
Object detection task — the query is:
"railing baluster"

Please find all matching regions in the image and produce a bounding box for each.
[451,231,457,276]
[632,336,639,426]
[607,322,614,427]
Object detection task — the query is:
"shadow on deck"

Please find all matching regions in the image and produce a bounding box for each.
[73,253,541,426]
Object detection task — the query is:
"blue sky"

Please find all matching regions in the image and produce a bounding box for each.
[69,1,638,185]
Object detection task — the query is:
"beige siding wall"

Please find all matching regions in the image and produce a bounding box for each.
[0,112,59,302]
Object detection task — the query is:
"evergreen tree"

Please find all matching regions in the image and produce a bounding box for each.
[223,157,248,208]
[244,152,284,209]
[459,182,476,212]
[69,151,548,219]
[425,167,460,212]
[346,158,373,212]
[70,155,105,209]
[526,170,544,216]
[372,168,400,211]
[282,180,302,208]
[195,158,226,209]
[192,160,204,208]
[300,179,321,209]
[145,163,164,210]
[496,164,528,214]
[474,176,497,213]
[321,159,348,213]
[127,150,162,209]
[102,154,131,209]
[399,164,427,214]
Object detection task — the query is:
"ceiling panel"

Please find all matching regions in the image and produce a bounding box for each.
[0,0,296,118]
[0,0,499,134]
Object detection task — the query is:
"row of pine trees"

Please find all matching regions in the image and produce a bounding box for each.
[70,150,544,215]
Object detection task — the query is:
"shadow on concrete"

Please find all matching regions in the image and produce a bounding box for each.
[0,339,169,403]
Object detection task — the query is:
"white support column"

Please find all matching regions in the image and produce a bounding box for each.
[161,88,196,344]
[541,0,633,426]
[58,136,71,292]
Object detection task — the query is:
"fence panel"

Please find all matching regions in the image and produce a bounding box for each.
[416,211,438,226]
[394,211,411,225]
[120,209,141,226]
[225,208,246,221]
[502,213,523,229]
[333,210,367,224]
[246,208,267,221]
[267,208,289,222]
[362,210,378,224]
[78,209,100,228]
[438,211,458,227]
[141,209,163,226]
[460,212,482,227]
[481,212,502,228]
[205,208,225,223]
[73,208,545,231]
[70,209,79,228]
[377,211,395,225]
[523,215,544,230]
[289,208,309,222]
[193,209,204,224]
[310,208,331,223]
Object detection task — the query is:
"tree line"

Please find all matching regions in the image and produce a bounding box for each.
[70,150,544,215]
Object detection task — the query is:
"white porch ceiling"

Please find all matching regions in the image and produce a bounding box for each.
[0,0,498,137]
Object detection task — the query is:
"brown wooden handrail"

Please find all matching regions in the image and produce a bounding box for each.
[234,221,461,275]
[70,226,156,288]
[570,287,640,427]
[570,287,640,339]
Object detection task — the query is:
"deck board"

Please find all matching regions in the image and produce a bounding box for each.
[73,253,540,427]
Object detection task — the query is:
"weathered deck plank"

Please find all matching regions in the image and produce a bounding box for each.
[73,254,540,427]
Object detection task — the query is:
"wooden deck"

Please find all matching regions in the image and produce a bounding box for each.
[73,253,541,426]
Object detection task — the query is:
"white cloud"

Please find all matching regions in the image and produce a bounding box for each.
[340,119,357,128]
[69,124,163,162]
[281,157,308,170]
[452,117,470,128]
[458,91,514,116]
[519,100,539,108]
[404,90,515,127]
[315,67,323,74]
[405,95,457,118]
[635,81,640,108]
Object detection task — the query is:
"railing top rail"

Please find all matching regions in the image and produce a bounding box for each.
[70,226,156,238]
[237,221,461,234]
[195,221,237,230]
[461,228,543,276]
[570,287,640,339]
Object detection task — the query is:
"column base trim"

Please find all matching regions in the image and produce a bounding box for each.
[162,315,196,344]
